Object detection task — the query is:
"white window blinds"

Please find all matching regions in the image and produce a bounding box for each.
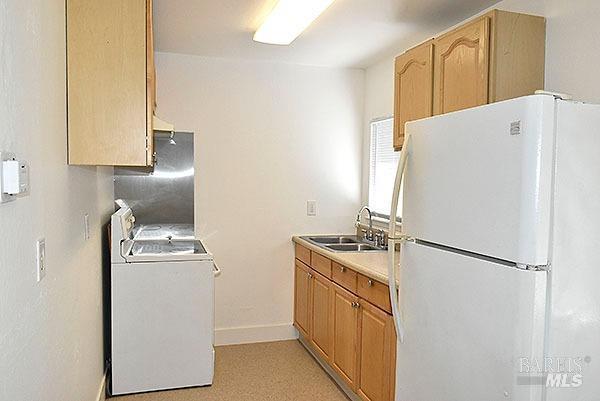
[368,118,402,219]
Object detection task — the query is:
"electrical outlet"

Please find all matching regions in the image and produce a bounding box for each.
[36,239,46,282]
[84,213,90,240]
[307,200,317,216]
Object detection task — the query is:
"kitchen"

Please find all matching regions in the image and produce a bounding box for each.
[1,1,600,401]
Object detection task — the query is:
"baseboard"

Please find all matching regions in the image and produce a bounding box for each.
[215,323,297,346]
[96,372,107,401]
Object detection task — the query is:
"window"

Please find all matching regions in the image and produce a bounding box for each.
[368,117,402,220]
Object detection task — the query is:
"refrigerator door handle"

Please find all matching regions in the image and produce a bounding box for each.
[388,132,412,343]
[388,238,405,343]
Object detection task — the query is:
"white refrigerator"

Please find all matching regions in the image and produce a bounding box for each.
[387,94,600,401]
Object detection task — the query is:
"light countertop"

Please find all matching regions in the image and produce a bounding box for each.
[292,235,399,286]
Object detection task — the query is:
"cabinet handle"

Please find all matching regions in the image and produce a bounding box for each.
[308,272,313,279]
[340,265,346,273]
[367,279,374,287]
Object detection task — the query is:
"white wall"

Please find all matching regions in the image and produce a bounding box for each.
[155,52,364,344]
[0,1,113,401]
[362,0,600,203]
[361,60,398,204]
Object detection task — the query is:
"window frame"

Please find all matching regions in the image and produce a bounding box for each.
[366,116,402,224]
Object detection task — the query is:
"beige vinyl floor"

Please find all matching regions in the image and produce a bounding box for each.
[110,340,350,401]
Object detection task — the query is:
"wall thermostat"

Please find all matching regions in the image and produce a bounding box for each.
[0,151,29,204]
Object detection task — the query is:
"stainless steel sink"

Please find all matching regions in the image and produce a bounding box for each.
[307,236,359,244]
[301,235,385,253]
[325,243,381,252]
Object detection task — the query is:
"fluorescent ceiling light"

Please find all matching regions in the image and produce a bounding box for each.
[253,0,336,45]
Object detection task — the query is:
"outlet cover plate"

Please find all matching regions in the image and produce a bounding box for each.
[84,213,90,240]
[36,239,46,282]
[307,200,317,216]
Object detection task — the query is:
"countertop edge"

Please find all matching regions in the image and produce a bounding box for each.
[292,235,396,286]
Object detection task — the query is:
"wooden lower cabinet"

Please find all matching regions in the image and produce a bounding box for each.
[294,260,312,338]
[332,283,360,389]
[357,301,396,401]
[310,272,334,362]
[294,246,396,401]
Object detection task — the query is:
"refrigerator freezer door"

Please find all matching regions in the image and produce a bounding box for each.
[396,241,547,401]
[403,95,556,266]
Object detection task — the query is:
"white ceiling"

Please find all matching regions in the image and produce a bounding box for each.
[154,0,500,68]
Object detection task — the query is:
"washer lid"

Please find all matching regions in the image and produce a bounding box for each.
[124,239,213,262]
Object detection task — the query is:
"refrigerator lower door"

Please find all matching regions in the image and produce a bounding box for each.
[402,94,556,266]
[395,241,547,401]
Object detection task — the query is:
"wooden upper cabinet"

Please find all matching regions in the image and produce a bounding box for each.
[433,17,490,115]
[294,260,312,338]
[310,272,334,362]
[357,301,396,401]
[146,0,156,164]
[487,10,546,103]
[433,10,546,116]
[393,9,545,150]
[393,41,434,150]
[67,0,154,166]
[332,283,360,390]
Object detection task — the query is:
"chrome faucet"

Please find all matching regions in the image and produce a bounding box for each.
[356,206,374,241]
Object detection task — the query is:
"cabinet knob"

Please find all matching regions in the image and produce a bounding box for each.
[308,272,313,279]
[340,266,346,273]
[367,279,374,287]
[352,301,360,309]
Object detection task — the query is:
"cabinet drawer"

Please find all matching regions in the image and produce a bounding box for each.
[357,274,392,314]
[311,252,332,278]
[331,262,357,293]
[295,243,311,266]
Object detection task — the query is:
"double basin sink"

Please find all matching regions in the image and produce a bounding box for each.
[301,235,386,253]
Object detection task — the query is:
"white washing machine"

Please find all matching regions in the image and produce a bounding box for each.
[110,204,220,396]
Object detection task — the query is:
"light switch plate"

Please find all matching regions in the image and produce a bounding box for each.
[36,239,46,282]
[307,200,317,216]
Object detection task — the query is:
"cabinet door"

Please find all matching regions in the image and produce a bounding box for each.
[310,272,334,362]
[146,0,155,165]
[332,283,360,389]
[357,301,396,401]
[433,17,490,115]
[393,41,434,150]
[294,260,312,338]
[67,0,149,166]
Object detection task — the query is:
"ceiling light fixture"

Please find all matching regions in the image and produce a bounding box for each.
[253,0,336,45]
